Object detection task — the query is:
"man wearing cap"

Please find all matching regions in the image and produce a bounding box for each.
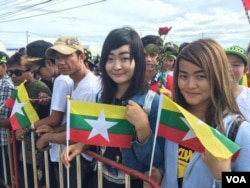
[225,45,250,121]
[22,40,55,91]
[20,40,73,187]
[141,35,172,97]
[161,45,178,91]
[36,36,101,188]
[0,51,15,185]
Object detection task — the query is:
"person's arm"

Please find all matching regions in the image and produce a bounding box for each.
[36,123,66,135]
[126,100,151,143]
[60,143,89,168]
[0,119,11,129]
[34,110,64,128]
[201,149,231,180]
[36,131,67,151]
[143,167,162,188]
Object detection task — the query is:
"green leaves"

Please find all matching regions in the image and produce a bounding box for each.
[155,26,179,87]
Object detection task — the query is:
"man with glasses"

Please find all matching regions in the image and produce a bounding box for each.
[6,51,52,188]
[21,40,55,91]
[0,51,15,185]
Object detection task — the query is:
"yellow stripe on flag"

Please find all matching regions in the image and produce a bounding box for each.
[162,96,180,113]
[17,83,39,123]
[163,96,234,160]
[240,74,248,86]
[180,108,232,159]
[70,100,127,119]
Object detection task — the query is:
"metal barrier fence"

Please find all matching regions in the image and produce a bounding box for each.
[0,130,160,188]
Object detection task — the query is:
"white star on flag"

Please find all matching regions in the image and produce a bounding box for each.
[10,99,26,117]
[84,110,118,141]
[180,117,196,141]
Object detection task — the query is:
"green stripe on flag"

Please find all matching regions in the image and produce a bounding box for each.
[178,104,240,159]
[70,114,134,135]
[15,111,31,128]
[160,109,189,132]
[210,127,240,154]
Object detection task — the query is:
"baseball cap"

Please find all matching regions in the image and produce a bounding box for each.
[0,51,9,64]
[24,40,53,62]
[224,45,248,66]
[46,36,83,59]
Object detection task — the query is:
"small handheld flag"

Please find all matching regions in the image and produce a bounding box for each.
[8,82,39,130]
[156,94,240,160]
[68,99,134,148]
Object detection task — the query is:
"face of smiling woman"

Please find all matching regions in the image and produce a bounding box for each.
[177,59,211,111]
[105,45,135,90]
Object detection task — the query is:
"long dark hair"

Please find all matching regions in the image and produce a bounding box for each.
[100,27,147,103]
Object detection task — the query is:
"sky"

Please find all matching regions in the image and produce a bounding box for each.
[0,0,249,55]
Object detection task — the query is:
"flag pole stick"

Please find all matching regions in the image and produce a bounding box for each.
[148,94,163,176]
[242,0,250,25]
[66,95,71,188]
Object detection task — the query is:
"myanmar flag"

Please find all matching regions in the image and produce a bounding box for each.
[238,74,248,86]
[5,89,17,108]
[157,94,240,160]
[8,82,39,130]
[68,100,134,148]
[242,0,250,23]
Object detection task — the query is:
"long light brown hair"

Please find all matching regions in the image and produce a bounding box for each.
[173,38,241,134]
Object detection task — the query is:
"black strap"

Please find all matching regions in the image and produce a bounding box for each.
[228,115,244,142]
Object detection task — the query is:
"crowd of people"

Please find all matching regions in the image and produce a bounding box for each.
[0,27,250,188]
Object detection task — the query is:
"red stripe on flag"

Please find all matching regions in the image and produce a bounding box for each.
[5,97,15,108]
[158,123,204,152]
[243,0,250,9]
[70,128,132,148]
[9,115,21,130]
[242,0,250,24]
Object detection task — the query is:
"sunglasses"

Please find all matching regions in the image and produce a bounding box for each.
[7,69,30,77]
